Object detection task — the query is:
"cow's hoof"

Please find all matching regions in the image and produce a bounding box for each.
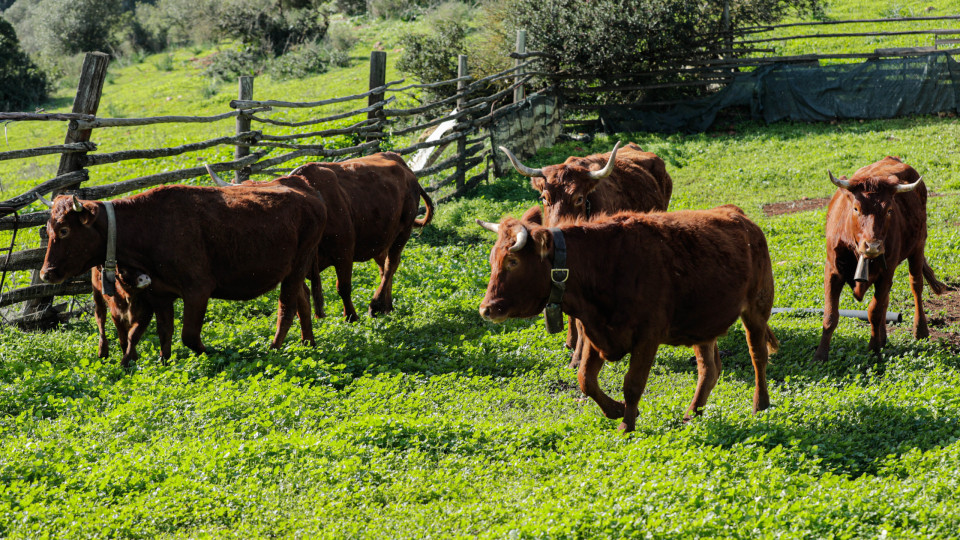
[618,421,635,433]
[914,326,929,339]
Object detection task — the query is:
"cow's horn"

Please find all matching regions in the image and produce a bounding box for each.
[895,176,922,193]
[205,164,232,187]
[35,192,54,208]
[499,146,543,177]
[71,195,84,213]
[509,226,529,252]
[589,140,622,180]
[828,170,851,190]
[476,219,499,233]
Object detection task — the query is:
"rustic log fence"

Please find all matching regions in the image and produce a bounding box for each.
[0,41,553,328]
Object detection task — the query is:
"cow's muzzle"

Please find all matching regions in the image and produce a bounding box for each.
[479,304,507,323]
[39,267,63,284]
[858,240,884,259]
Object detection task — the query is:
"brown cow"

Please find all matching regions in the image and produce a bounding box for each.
[815,156,947,361]
[477,206,778,432]
[39,180,326,365]
[500,141,674,367]
[211,152,434,321]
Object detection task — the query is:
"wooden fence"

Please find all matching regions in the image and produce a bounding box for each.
[0,45,554,329]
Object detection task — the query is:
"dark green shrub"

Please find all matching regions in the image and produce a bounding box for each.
[334,0,366,16]
[0,16,48,111]
[396,20,467,99]
[203,48,259,81]
[266,41,329,79]
[215,0,328,57]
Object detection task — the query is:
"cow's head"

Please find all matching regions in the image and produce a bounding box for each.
[38,194,105,284]
[476,217,555,322]
[829,170,922,259]
[500,142,621,226]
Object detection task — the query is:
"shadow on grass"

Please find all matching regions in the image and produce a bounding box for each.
[693,400,960,478]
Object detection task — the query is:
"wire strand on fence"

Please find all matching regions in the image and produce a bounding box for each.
[0,112,94,122]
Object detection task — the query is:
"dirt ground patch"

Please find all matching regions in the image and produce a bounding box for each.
[762,197,830,217]
[925,281,960,352]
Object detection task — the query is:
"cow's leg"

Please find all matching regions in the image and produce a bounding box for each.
[577,342,625,420]
[272,277,313,348]
[93,287,109,359]
[332,258,359,322]
[295,282,316,346]
[180,296,209,354]
[621,342,658,432]
[867,277,893,355]
[121,308,154,369]
[567,317,585,369]
[908,253,930,339]
[155,298,175,363]
[742,316,771,413]
[370,232,412,316]
[815,270,845,362]
[309,258,325,319]
[113,311,131,364]
[684,340,720,421]
[565,316,578,350]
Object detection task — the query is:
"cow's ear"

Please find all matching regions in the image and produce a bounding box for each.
[521,205,543,225]
[78,202,99,227]
[530,177,545,192]
[531,228,553,260]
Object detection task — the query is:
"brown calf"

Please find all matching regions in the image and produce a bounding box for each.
[478,206,778,432]
[39,180,326,364]
[816,156,947,361]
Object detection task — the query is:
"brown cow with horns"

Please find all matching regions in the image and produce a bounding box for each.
[477,205,778,432]
[500,141,673,367]
[38,179,326,366]
[815,156,947,362]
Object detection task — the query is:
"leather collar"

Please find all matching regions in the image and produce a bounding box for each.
[543,227,568,334]
[101,201,118,296]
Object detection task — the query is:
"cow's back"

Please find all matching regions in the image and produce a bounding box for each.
[116,184,326,300]
[586,143,673,213]
[577,207,771,348]
[293,153,421,261]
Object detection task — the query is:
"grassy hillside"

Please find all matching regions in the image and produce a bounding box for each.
[1,2,960,538]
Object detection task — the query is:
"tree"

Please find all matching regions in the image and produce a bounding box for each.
[0,16,48,111]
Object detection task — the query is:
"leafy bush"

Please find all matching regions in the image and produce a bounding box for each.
[203,48,259,81]
[266,41,330,79]
[396,20,467,99]
[324,19,359,65]
[334,0,366,16]
[7,0,124,55]
[215,0,328,57]
[134,0,222,49]
[0,16,48,111]
[367,0,449,20]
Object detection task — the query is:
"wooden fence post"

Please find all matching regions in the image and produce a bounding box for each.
[21,52,109,330]
[367,51,387,153]
[235,76,254,182]
[455,55,469,191]
[514,30,527,103]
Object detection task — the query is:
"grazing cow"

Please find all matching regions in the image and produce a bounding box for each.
[477,206,779,432]
[210,152,434,321]
[815,156,947,361]
[39,180,326,366]
[500,141,674,367]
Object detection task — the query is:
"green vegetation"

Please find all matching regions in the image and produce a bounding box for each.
[0,0,959,537]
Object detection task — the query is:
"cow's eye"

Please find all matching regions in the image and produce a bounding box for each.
[575,195,584,205]
[853,206,860,215]
[540,195,549,206]
[887,209,893,217]
[58,227,70,239]
[504,257,519,270]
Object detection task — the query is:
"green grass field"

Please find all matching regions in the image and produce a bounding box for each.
[2,2,960,538]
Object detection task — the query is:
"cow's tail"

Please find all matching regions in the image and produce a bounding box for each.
[923,259,949,295]
[765,324,780,356]
[414,184,434,227]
